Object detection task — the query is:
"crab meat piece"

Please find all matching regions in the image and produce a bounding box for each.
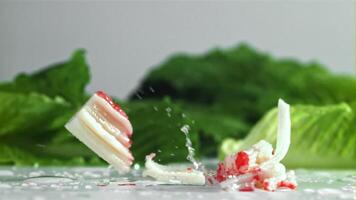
[142,153,206,185]
[65,91,133,174]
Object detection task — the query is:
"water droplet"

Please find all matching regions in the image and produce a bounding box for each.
[149,87,155,93]
[303,188,315,193]
[340,175,356,183]
[0,170,14,177]
[29,171,44,177]
[32,196,46,200]
[166,107,172,113]
[23,176,74,185]
[0,183,11,189]
[342,185,356,192]
[339,193,353,199]
[21,183,29,187]
[133,163,140,170]
[83,171,101,178]
[180,124,204,171]
[317,188,343,196]
[85,185,92,189]
[136,93,143,99]
[36,144,46,148]
[180,125,190,134]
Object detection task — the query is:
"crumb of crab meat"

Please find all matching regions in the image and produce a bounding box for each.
[278,181,297,190]
[260,163,286,180]
[251,140,274,164]
[262,178,279,191]
[216,151,251,183]
[239,185,254,192]
[224,155,236,175]
[282,170,297,189]
[235,151,249,173]
[216,162,227,182]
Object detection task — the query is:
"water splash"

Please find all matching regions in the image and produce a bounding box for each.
[135,93,143,99]
[149,87,155,93]
[180,124,204,171]
[166,107,172,117]
[133,164,140,170]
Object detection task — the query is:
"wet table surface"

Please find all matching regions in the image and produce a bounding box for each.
[0,166,355,200]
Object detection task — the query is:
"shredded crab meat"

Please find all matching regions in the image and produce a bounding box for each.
[142,153,206,185]
[217,99,297,191]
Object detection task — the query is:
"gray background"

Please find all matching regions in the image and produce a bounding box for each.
[0,0,354,99]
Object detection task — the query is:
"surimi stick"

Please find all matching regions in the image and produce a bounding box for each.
[65,91,133,174]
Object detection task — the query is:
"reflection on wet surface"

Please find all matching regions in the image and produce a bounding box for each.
[0,166,354,200]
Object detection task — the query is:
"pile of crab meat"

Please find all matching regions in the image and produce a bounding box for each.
[215,99,297,192]
[215,140,297,191]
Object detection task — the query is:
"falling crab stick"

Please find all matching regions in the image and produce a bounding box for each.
[65,91,133,173]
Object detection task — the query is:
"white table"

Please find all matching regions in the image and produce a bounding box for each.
[0,167,354,200]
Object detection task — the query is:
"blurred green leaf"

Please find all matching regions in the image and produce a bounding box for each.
[0,49,90,106]
[131,43,356,134]
[0,92,72,136]
[219,103,356,168]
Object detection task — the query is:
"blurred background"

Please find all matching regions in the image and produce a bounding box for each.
[0,0,355,168]
[0,0,354,98]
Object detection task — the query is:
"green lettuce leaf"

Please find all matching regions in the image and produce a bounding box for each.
[0,49,90,106]
[0,92,72,136]
[131,44,356,136]
[0,50,96,166]
[219,103,356,168]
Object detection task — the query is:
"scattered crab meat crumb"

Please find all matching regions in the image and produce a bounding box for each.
[239,185,254,192]
[235,151,249,173]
